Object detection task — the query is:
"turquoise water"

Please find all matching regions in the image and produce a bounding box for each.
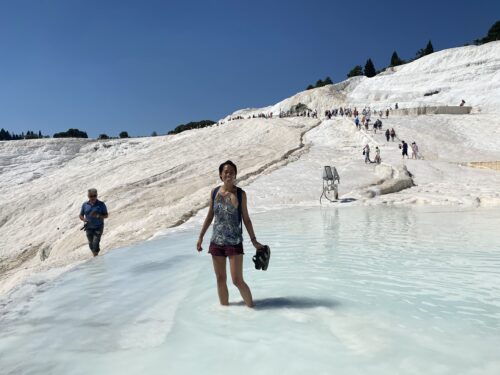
[1,206,499,374]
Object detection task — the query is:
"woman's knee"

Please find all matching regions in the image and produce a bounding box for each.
[231,276,245,288]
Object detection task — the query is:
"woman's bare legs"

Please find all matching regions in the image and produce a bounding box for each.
[212,256,229,306]
[229,254,254,308]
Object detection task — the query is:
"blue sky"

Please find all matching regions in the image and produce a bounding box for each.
[0,0,498,138]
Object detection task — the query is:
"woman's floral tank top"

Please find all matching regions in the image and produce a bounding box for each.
[211,191,243,246]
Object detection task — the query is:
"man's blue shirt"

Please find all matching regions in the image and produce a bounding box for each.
[80,200,108,229]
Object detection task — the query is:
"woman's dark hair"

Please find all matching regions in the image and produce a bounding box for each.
[219,160,237,180]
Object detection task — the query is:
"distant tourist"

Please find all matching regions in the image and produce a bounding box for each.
[460,99,466,107]
[79,189,108,257]
[411,142,419,159]
[386,109,390,118]
[390,128,396,141]
[363,144,371,163]
[400,141,409,159]
[385,128,390,142]
[197,160,265,308]
[395,103,399,109]
[374,146,381,164]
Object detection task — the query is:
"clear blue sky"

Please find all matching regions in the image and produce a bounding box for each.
[0,0,498,138]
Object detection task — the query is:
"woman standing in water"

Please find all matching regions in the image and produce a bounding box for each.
[197,160,263,308]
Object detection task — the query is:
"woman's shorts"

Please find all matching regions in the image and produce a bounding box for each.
[209,242,244,257]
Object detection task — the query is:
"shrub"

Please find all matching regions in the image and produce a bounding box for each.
[167,120,216,135]
[347,65,363,78]
[53,128,88,138]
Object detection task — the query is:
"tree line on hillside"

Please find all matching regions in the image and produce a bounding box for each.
[306,20,498,86]
[306,40,434,88]
[346,40,434,79]
[306,76,333,90]
[0,129,46,141]
[167,120,216,135]
[1,119,217,142]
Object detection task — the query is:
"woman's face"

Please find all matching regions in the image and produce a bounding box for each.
[220,165,236,184]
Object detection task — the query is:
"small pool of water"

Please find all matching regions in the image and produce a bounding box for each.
[1,206,499,375]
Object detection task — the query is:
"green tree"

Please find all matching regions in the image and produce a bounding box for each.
[364,58,376,78]
[53,128,88,138]
[151,131,158,137]
[119,131,129,138]
[347,65,363,78]
[25,131,39,139]
[98,134,109,140]
[306,76,333,90]
[290,103,310,115]
[424,40,434,55]
[167,120,216,135]
[416,40,434,59]
[390,51,404,67]
[474,20,500,45]
[484,20,500,42]
[0,128,12,140]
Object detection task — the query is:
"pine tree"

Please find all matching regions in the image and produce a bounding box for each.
[474,21,500,45]
[347,65,363,78]
[390,51,403,67]
[306,84,314,90]
[364,58,376,78]
[416,40,434,59]
[424,40,434,55]
[485,21,500,42]
[0,128,9,140]
[323,76,333,85]
[119,131,129,138]
[315,79,324,87]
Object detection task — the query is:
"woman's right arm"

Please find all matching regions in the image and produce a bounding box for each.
[196,190,215,252]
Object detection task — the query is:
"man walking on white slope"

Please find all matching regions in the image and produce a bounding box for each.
[79,188,108,257]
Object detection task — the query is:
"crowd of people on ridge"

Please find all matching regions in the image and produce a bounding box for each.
[218,102,423,164]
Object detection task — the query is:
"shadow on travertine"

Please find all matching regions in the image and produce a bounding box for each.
[233,296,340,310]
[339,198,357,203]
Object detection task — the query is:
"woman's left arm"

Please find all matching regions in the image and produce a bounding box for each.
[241,191,263,249]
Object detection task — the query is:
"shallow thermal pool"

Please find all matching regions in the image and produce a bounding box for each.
[1,206,499,375]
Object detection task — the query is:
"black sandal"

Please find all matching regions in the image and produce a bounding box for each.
[252,246,271,271]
